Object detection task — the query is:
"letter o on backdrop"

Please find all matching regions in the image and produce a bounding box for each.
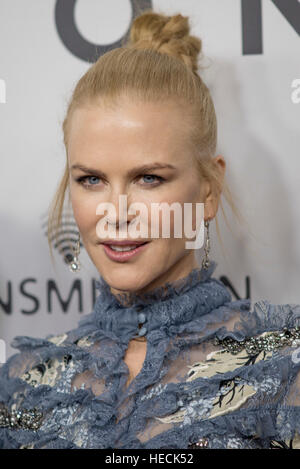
[55,0,153,62]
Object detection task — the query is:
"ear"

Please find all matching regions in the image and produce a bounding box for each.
[203,155,226,220]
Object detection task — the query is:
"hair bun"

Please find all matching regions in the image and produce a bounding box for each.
[126,10,202,74]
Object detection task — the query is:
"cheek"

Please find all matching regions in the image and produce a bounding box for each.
[140,183,200,240]
[181,181,201,203]
[164,185,200,235]
[177,182,203,231]
[71,194,96,234]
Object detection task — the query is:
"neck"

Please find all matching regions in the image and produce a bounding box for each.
[109,256,201,300]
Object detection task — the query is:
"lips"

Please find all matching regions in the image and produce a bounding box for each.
[100,240,149,246]
[101,241,150,262]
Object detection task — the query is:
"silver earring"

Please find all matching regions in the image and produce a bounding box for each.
[201,220,211,270]
[69,232,81,273]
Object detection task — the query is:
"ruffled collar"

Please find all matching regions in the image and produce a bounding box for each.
[82,260,234,344]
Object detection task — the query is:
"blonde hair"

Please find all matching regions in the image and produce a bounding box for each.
[47,9,246,264]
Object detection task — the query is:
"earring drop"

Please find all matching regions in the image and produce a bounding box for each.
[69,232,81,273]
[201,219,211,270]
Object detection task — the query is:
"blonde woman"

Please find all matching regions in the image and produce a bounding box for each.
[1,10,300,449]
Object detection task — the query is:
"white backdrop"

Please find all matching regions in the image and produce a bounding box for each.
[0,0,299,361]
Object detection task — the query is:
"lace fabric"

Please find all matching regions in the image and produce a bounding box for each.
[1,260,300,449]
[98,263,214,307]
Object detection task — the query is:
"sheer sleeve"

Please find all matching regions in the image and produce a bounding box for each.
[271,341,300,448]
[0,345,47,448]
[0,333,87,449]
[0,330,132,449]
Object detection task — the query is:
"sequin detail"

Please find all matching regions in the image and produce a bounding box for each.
[0,403,44,431]
[188,437,209,448]
[213,327,300,356]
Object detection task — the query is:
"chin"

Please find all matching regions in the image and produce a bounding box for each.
[101,269,150,294]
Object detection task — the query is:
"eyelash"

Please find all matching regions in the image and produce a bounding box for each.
[76,174,165,189]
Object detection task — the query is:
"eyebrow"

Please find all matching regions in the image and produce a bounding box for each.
[70,162,177,178]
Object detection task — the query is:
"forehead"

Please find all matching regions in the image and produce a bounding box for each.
[67,98,192,165]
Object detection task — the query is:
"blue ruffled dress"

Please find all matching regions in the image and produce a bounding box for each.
[1,260,300,449]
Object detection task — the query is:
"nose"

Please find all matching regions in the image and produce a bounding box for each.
[101,187,136,231]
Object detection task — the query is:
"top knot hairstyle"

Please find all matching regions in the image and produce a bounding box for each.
[47,9,244,262]
[126,11,202,74]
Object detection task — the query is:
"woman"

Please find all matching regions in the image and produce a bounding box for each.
[1,10,300,449]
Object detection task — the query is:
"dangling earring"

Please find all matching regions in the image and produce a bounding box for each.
[69,232,81,273]
[201,219,211,270]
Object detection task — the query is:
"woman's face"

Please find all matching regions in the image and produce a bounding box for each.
[67,96,221,296]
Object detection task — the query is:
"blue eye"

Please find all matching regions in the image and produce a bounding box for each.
[87,176,99,184]
[76,176,100,188]
[76,174,165,189]
[140,174,165,186]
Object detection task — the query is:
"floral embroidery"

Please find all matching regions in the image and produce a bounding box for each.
[186,348,273,380]
[75,336,93,348]
[269,433,300,449]
[140,383,168,402]
[155,376,256,426]
[153,333,277,426]
[152,328,297,428]
[21,355,73,388]
[270,439,294,449]
[47,333,68,346]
